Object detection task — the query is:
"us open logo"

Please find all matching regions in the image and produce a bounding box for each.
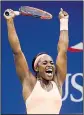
[62,42,83,102]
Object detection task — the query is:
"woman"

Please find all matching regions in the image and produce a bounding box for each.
[4,8,69,114]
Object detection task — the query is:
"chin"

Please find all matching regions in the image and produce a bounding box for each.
[46,75,53,81]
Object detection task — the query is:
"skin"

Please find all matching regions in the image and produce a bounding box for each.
[4,8,69,101]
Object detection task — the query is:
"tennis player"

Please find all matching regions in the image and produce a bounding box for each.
[4,8,69,114]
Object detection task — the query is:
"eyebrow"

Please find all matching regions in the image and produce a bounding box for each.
[42,60,53,62]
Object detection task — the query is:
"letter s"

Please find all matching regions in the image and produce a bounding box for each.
[70,73,83,102]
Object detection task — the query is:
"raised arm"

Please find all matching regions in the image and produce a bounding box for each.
[4,9,34,83]
[55,9,69,86]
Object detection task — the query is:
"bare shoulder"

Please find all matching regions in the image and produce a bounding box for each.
[22,72,37,101]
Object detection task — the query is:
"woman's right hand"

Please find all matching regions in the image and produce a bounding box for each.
[4,9,15,20]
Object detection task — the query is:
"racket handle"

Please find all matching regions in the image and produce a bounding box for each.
[5,11,20,16]
[5,11,10,16]
[14,11,20,16]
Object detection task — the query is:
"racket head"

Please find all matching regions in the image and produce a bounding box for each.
[19,6,52,19]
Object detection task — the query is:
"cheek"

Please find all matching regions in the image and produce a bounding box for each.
[53,66,56,72]
[39,66,45,72]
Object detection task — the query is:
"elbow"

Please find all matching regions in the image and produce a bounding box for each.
[58,42,69,53]
[58,46,68,53]
[12,47,22,55]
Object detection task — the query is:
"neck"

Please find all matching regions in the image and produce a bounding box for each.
[41,78,50,85]
[37,74,53,91]
[37,74,50,85]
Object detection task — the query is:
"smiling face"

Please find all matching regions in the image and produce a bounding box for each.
[36,55,55,81]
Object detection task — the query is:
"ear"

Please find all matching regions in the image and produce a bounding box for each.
[35,66,39,72]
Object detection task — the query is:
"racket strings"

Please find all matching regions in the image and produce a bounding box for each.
[20,6,50,17]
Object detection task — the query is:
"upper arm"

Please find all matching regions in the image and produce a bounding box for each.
[56,51,67,85]
[13,51,31,83]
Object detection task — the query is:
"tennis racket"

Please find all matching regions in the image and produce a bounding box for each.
[5,6,52,19]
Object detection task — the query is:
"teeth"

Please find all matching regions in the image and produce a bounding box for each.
[47,68,52,71]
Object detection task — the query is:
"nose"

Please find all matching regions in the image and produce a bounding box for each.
[47,63,52,67]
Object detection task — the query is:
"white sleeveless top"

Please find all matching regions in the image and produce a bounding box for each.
[25,80,62,114]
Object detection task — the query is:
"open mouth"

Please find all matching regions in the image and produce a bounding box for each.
[45,68,53,76]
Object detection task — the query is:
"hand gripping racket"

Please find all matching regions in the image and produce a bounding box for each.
[5,6,52,19]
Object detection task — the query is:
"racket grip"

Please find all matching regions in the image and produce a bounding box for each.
[5,11,10,16]
[14,11,20,16]
[5,11,20,16]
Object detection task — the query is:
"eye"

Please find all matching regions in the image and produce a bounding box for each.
[42,61,47,65]
[50,61,54,65]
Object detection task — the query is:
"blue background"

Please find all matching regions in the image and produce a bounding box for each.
[1,1,83,114]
